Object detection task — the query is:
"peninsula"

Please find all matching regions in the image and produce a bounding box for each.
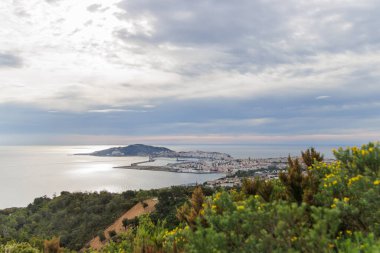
[85,144,176,157]
[78,144,232,160]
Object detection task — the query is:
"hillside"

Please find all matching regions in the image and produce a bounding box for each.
[82,144,232,160]
[0,186,201,251]
[89,144,176,157]
[0,190,146,250]
[84,198,158,251]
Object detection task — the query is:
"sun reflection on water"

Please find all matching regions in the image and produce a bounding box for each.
[67,163,114,176]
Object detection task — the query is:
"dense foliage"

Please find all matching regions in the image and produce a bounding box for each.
[93,142,380,252]
[150,186,215,230]
[0,186,206,251]
[0,191,143,250]
[228,165,284,178]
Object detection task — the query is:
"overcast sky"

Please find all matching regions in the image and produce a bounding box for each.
[0,0,379,145]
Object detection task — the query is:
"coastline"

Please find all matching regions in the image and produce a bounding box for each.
[113,165,224,174]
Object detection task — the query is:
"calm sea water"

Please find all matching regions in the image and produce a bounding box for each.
[0,144,336,209]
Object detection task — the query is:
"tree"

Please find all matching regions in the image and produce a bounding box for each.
[43,237,62,253]
[108,230,117,238]
[279,156,304,205]
[176,187,205,228]
[242,177,261,196]
[258,180,274,202]
[97,231,106,242]
[142,202,149,208]
[301,147,324,167]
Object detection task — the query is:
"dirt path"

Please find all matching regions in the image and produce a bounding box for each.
[84,198,158,251]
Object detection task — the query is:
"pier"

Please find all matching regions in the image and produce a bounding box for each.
[131,156,155,166]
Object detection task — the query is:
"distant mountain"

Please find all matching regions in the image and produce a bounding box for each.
[89,144,177,157]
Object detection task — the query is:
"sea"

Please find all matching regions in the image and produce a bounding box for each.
[0,144,337,209]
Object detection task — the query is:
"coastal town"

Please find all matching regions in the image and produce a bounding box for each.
[165,155,290,188]
[117,150,293,187]
[140,151,335,188]
[166,155,288,173]
[89,144,334,189]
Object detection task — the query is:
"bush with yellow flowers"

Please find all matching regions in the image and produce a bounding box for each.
[309,143,380,237]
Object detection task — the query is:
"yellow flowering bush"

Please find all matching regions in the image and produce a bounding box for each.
[333,142,380,177]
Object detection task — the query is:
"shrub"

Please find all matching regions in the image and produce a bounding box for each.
[97,231,106,242]
[43,237,62,253]
[108,230,116,238]
[0,242,39,253]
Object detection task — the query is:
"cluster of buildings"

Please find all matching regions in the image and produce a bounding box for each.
[200,157,335,188]
[204,166,287,188]
[164,156,292,187]
[121,147,335,189]
[176,150,232,160]
[167,157,289,174]
[164,155,305,187]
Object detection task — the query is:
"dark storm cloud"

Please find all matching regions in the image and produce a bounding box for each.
[0,53,23,68]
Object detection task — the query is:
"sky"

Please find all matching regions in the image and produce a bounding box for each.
[0,0,379,145]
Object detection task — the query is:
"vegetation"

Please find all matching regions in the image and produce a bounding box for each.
[93,142,379,252]
[150,186,215,230]
[229,165,284,178]
[90,144,176,157]
[0,186,207,251]
[0,242,39,253]
[0,191,143,250]
[108,230,117,239]
[1,142,379,252]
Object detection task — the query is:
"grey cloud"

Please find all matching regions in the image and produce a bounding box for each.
[84,20,93,26]
[87,4,102,12]
[114,0,380,73]
[316,96,330,100]
[2,0,380,144]
[13,9,30,17]
[1,91,379,143]
[0,53,23,68]
[45,0,62,3]
[118,1,282,43]
[88,109,148,113]
[114,0,294,72]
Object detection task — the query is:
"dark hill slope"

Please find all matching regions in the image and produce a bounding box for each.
[91,144,176,157]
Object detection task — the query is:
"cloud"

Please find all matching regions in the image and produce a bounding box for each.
[316,96,331,100]
[45,0,62,4]
[1,0,380,144]
[1,0,380,112]
[87,4,102,12]
[87,109,147,113]
[165,118,273,130]
[116,0,380,69]
[0,53,23,68]
[1,92,379,145]
[2,131,379,146]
